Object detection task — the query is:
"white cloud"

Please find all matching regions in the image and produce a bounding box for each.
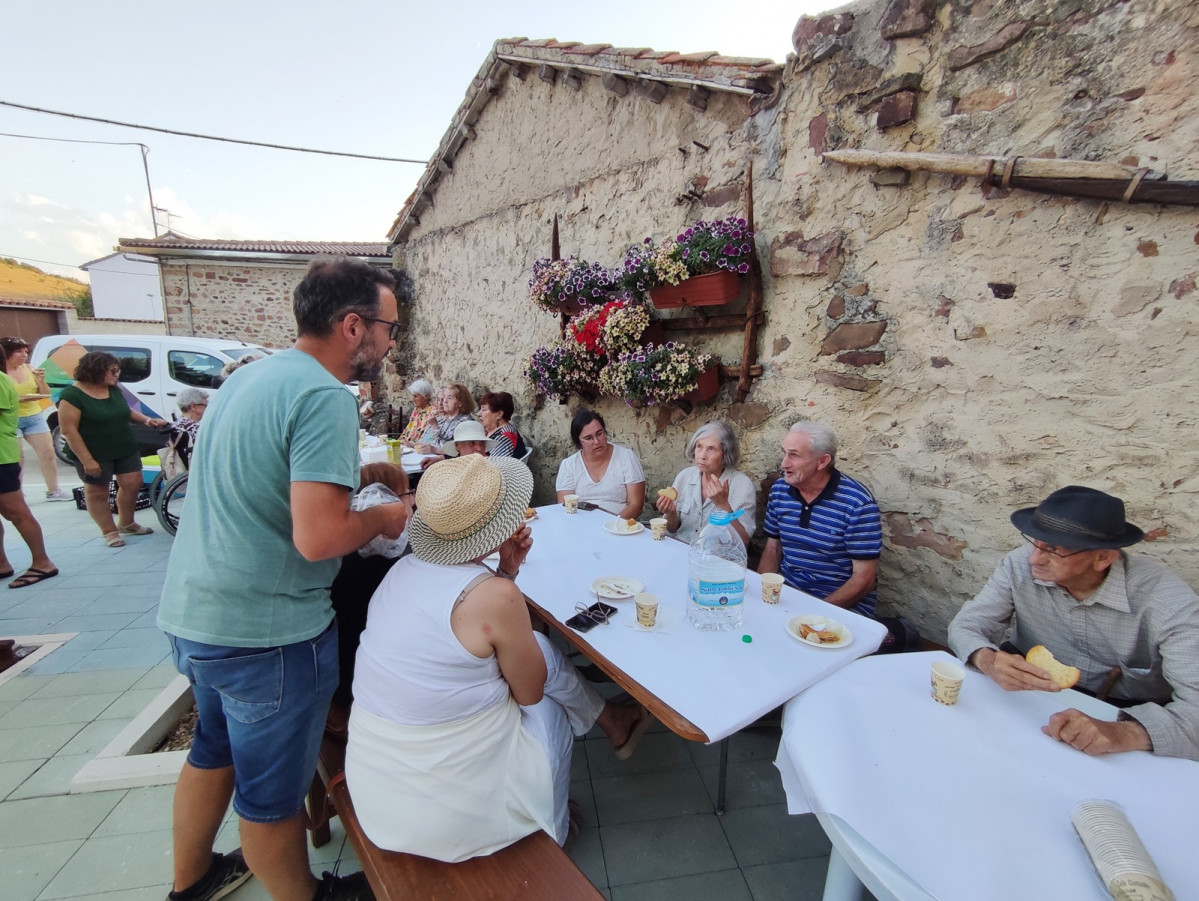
[14,193,57,208]
[23,230,42,242]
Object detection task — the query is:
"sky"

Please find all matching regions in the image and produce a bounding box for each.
[1,0,839,282]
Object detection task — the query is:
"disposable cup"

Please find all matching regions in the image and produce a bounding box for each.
[930,661,965,705]
[650,517,668,540]
[634,592,658,628]
[564,494,579,514]
[761,573,784,604]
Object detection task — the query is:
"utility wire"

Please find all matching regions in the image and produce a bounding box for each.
[1,100,426,163]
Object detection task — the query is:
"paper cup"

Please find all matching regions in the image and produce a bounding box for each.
[930,661,965,705]
[564,494,579,514]
[634,592,658,628]
[650,517,668,540]
[761,573,784,604]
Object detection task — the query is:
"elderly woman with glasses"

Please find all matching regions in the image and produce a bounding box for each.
[655,421,756,546]
[168,387,209,468]
[57,351,166,547]
[416,383,475,454]
[400,378,436,445]
[555,409,645,519]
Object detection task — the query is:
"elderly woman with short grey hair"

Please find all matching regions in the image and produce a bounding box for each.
[400,378,436,445]
[170,387,209,467]
[655,421,756,546]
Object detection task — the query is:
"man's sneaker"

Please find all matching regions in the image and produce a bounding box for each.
[314,870,375,901]
[167,849,252,901]
[45,489,72,501]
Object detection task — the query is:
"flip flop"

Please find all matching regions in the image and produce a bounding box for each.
[9,567,59,589]
[613,705,653,760]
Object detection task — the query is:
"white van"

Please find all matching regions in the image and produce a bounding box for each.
[31,333,270,459]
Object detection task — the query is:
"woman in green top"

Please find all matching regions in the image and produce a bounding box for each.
[58,351,166,548]
[0,343,58,587]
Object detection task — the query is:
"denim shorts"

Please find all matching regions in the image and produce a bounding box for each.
[167,621,339,823]
[17,413,50,437]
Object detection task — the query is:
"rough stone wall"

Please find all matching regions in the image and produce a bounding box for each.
[159,262,304,347]
[388,0,1199,640]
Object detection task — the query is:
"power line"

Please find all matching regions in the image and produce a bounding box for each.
[1,100,427,164]
[0,131,147,149]
[0,252,89,272]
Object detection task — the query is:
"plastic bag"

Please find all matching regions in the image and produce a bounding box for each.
[351,482,410,558]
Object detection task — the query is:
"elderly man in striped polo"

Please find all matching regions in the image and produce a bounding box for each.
[758,421,882,614]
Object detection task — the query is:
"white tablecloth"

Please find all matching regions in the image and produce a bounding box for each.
[776,651,1199,900]
[515,504,888,743]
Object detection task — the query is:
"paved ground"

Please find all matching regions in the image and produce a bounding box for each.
[0,461,844,900]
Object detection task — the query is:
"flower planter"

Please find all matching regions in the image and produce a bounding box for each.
[682,363,722,405]
[546,295,594,316]
[650,270,741,309]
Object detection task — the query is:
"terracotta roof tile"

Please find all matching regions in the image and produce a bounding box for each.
[118,234,391,257]
[0,296,75,310]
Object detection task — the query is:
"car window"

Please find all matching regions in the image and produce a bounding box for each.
[92,346,151,384]
[168,350,227,388]
[221,345,268,358]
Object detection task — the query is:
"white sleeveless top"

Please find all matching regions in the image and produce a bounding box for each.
[346,555,556,861]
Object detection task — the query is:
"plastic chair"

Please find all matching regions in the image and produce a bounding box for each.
[519,444,534,464]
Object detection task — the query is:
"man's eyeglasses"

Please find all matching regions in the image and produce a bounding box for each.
[1021,534,1090,558]
[360,316,402,342]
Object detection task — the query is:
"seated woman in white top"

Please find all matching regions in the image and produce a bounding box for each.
[555,409,646,518]
[656,421,756,546]
[346,455,650,862]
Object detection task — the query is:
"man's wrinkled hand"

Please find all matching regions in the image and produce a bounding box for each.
[1043,709,1152,756]
[498,523,533,574]
[378,501,410,539]
[974,648,1061,693]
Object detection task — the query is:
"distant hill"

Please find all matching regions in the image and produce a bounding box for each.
[0,258,87,302]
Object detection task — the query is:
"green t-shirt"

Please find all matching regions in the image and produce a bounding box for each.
[157,349,360,647]
[0,375,21,466]
[58,384,139,462]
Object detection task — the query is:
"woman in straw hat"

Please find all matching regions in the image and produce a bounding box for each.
[345,455,649,861]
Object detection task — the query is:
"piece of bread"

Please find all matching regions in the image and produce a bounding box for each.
[657,486,678,501]
[625,518,637,529]
[525,508,536,520]
[1026,645,1081,689]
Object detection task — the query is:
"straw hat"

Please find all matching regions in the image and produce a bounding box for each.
[408,455,533,565]
[440,419,495,457]
[1009,485,1144,549]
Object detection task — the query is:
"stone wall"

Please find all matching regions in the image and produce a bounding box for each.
[387,0,1199,640]
[159,262,304,347]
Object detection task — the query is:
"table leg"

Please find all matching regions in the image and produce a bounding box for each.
[715,737,728,815]
[822,845,867,901]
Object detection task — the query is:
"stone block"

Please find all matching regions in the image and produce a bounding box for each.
[820,321,887,355]
[726,402,771,429]
[770,230,845,277]
[881,0,937,39]
[954,84,1017,114]
[884,513,968,560]
[836,350,885,366]
[947,21,1030,71]
[827,296,846,319]
[809,113,828,154]
[930,356,953,368]
[877,91,918,129]
[814,370,879,392]
[1168,275,1195,299]
[792,13,855,66]
[871,168,911,186]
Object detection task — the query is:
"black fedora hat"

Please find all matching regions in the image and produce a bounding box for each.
[1010,486,1144,549]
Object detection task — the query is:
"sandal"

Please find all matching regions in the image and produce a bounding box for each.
[9,567,59,589]
[118,523,154,536]
[613,704,653,760]
[104,532,126,548]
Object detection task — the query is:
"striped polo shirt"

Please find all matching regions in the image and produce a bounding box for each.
[762,469,882,615]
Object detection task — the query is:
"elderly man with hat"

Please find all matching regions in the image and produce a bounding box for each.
[949,486,1199,761]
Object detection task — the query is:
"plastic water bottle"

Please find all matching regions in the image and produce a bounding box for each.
[687,510,747,631]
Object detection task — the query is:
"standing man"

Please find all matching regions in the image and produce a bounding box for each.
[758,421,882,615]
[949,486,1199,760]
[158,258,411,901]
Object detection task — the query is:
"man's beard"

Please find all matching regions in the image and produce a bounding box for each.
[351,343,385,382]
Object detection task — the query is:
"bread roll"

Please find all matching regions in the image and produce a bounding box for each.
[657,486,678,501]
[1026,645,1081,689]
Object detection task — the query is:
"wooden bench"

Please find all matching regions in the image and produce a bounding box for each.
[324,772,603,901]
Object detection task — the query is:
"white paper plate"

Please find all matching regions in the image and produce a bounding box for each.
[603,519,645,536]
[590,576,645,600]
[787,614,853,649]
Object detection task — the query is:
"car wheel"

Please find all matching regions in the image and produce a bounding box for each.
[52,426,72,464]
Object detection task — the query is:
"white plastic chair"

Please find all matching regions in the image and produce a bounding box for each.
[519,445,534,464]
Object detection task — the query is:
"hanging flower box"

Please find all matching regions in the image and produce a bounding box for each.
[528,256,619,315]
[682,362,722,405]
[649,270,741,309]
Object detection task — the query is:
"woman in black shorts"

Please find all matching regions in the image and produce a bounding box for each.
[57,351,166,547]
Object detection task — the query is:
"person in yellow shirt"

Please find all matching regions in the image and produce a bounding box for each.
[0,337,69,501]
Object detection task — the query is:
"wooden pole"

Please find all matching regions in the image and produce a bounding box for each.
[823,149,1151,181]
[737,163,763,403]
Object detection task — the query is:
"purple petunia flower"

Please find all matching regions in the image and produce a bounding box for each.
[738,262,750,274]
